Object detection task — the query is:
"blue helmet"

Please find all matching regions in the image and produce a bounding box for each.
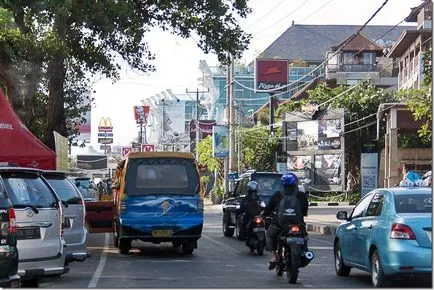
[281,172,298,186]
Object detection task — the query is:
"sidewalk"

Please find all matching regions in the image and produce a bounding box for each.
[205,203,343,236]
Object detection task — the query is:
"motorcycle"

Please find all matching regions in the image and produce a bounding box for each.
[274,223,314,284]
[244,215,266,255]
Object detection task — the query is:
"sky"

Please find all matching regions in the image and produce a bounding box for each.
[72,0,424,155]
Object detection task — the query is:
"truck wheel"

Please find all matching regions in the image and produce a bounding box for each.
[119,238,131,255]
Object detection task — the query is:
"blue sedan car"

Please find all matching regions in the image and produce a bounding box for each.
[334,178,432,287]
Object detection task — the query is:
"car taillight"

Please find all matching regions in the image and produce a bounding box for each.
[59,202,64,237]
[390,223,416,240]
[8,208,16,233]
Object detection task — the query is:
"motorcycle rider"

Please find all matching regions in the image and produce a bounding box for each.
[241,181,262,241]
[262,172,309,270]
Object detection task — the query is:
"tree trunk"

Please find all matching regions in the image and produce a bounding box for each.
[44,53,67,151]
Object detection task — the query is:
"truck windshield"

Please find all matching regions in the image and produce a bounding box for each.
[125,157,199,195]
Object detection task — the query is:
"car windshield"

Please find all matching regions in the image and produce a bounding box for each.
[45,176,82,204]
[394,194,432,213]
[125,157,199,195]
[255,175,283,196]
[2,172,57,208]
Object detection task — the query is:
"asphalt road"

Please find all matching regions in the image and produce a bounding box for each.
[36,207,431,288]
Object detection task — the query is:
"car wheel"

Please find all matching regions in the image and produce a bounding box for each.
[182,246,194,255]
[119,238,131,255]
[222,214,234,237]
[334,241,351,276]
[371,250,388,287]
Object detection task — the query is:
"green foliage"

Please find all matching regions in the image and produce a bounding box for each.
[0,0,252,148]
[301,81,399,190]
[240,128,279,171]
[400,47,432,141]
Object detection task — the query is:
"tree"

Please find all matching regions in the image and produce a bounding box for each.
[0,1,252,149]
[240,127,279,171]
[400,47,432,142]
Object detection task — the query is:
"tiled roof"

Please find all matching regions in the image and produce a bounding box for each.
[258,24,415,63]
[332,33,384,52]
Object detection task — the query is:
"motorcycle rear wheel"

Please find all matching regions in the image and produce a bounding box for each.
[286,247,300,284]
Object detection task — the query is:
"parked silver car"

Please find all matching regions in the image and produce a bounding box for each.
[43,171,89,263]
[0,167,67,286]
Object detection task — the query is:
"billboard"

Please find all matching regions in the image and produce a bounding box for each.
[282,109,345,191]
[76,155,107,170]
[212,125,228,158]
[54,131,68,171]
[254,59,289,92]
[75,96,91,143]
[98,117,113,144]
[134,105,150,125]
[162,100,186,138]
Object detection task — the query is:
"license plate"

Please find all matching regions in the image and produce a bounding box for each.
[253,227,265,232]
[427,231,432,242]
[286,237,305,245]
[152,229,172,238]
[17,227,41,240]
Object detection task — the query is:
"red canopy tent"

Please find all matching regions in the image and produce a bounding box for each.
[0,89,56,169]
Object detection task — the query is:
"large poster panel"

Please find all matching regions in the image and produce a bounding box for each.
[287,155,312,185]
[314,154,341,185]
[213,125,229,158]
[297,121,318,151]
[318,119,342,150]
[163,100,186,137]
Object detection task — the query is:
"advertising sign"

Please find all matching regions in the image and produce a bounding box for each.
[163,100,186,137]
[361,141,379,197]
[134,106,150,125]
[76,155,107,170]
[212,125,229,158]
[54,131,68,171]
[121,147,132,157]
[254,59,289,92]
[189,120,216,140]
[141,144,155,152]
[74,96,91,143]
[98,117,113,132]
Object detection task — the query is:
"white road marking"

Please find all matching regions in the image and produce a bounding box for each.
[88,233,109,288]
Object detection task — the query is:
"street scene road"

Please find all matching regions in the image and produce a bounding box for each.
[37,206,431,289]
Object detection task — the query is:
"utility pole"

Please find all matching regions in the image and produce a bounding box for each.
[228,54,237,190]
[186,88,209,160]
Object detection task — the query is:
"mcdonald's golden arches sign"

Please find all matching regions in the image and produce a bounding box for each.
[98,117,113,132]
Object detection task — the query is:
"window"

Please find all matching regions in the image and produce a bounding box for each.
[45,176,82,204]
[125,158,199,195]
[241,178,249,196]
[2,172,57,208]
[234,179,243,196]
[255,175,282,196]
[366,193,384,217]
[350,194,374,219]
[394,193,432,213]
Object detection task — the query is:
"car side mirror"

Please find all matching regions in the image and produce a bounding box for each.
[336,211,348,220]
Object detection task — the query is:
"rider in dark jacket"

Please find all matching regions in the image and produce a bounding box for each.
[241,181,262,240]
[262,172,308,270]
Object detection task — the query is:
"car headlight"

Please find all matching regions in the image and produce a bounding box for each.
[235,204,240,210]
[260,201,266,208]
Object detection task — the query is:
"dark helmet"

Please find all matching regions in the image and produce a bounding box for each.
[281,172,298,186]
[247,181,259,193]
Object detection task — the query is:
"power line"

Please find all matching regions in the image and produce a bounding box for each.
[246,0,286,29]
[244,0,391,93]
[298,0,335,23]
[254,0,309,36]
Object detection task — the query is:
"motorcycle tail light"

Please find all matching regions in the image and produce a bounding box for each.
[289,225,301,233]
[255,217,263,224]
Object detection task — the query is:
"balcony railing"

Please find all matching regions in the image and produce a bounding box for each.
[338,64,377,72]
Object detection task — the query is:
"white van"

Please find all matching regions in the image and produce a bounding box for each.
[0,167,67,286]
